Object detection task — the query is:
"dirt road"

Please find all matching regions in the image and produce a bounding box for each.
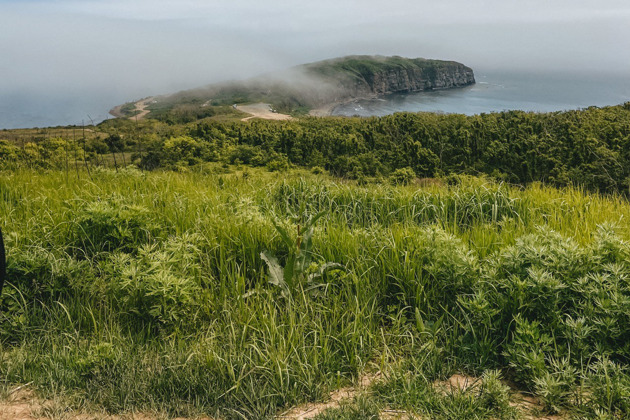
[129,97,153,121]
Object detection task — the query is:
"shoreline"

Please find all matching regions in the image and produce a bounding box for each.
[308,102,340,117]
[311,83,479,117]
[307,86,475,117]
[308,94,380,117]
[108,104,125,118]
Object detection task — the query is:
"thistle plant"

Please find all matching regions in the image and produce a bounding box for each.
[260,210,344,295]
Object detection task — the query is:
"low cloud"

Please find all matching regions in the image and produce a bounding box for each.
[0,0,628,119]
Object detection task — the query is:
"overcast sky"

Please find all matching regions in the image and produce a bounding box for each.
[1,0,630,104]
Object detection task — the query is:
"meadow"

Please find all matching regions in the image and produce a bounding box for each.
[2,165,630,419]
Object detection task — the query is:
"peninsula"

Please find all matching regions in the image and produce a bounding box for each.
[111,55,475,122]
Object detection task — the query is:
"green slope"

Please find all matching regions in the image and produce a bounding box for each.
[116,55,474,123]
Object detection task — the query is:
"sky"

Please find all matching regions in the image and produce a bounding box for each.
[1,0,629,126]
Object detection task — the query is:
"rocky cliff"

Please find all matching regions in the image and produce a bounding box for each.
[369,64,475,93]
[303,56,475,101]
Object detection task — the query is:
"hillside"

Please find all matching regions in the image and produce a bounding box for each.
[301,55,475,97]
[4,167,630,419]
[111,55,474,123]
[6,89,630,420]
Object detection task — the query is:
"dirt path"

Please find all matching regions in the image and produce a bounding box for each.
[129,98,154,121]
[0,388,212,420]
[1,376,562,420]
[108,98,154,121]
[276,373,384,420]
[237,103,293,122]
[277,373,563,420]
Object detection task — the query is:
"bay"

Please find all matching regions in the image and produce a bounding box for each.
[1,70,630,129]
[332,70,630,117]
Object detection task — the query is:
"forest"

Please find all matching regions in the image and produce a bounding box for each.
[2,103,630,194]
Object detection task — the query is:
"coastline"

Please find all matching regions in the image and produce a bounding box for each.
[308,102,341,117]
[109,97,154,120]
[305,81,478,117]
[308,94,381,117]
[108,104,125,118]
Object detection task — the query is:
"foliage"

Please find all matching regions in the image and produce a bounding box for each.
[102,234,206,329]
[3,164,630,418]
[71,196,162,257]
[4,103,630,195]
[260,210,344,295]
[389,166,416,185]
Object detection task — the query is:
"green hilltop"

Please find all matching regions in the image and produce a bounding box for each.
[113,55,475,123]
[300,55,474,88]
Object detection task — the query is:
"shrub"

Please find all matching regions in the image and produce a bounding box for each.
[71,197,161,257]
[389,167,416,185]
[228,144,265,166]
[0,246,93,342]
[5,246,92,303]
[586,359,630,414]
[103,234,205,329]
[311,166,325,175]
[267,154,290,172]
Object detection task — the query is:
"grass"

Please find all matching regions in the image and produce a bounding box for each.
[1,166,630,418]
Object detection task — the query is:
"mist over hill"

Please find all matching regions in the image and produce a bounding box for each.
[112,55,475,123]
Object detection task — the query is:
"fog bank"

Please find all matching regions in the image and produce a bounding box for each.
[1,0,629,127]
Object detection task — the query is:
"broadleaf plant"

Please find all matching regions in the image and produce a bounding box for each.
[261,210,344,295]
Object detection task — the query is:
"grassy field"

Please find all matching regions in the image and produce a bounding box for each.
[1,166,630,419]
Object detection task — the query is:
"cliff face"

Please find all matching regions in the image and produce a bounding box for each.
[302,56,475,105]
[342,63,475,97]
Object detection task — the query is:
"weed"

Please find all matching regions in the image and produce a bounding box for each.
[2,169,630,418]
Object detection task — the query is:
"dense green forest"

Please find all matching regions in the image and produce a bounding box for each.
[2,103,630,193]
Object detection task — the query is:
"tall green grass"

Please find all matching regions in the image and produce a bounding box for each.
[1,167,630,418]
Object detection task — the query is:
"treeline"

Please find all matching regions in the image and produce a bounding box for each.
[2,103,630,193]
[144,103,630,193]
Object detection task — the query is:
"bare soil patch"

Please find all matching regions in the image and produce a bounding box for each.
[0,387,213,420]
[276,373,381,419]
[128,98,154,121]
[1,377,567,420]
[237,103,293,122]
[433,374,482,395]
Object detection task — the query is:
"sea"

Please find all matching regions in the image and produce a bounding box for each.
[0,87,148,130]
[1,70,629,129]
[332,70,630,117]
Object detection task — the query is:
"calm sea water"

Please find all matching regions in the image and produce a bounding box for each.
[332,70,630,117]
[1,70,629,129]
[0,88,129,130]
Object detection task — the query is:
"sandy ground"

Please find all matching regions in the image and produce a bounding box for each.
[0,388,212,420]
[108,98,153,120]
[237,103,293,121]
[128,98,153,121]
[1,375,562,420]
